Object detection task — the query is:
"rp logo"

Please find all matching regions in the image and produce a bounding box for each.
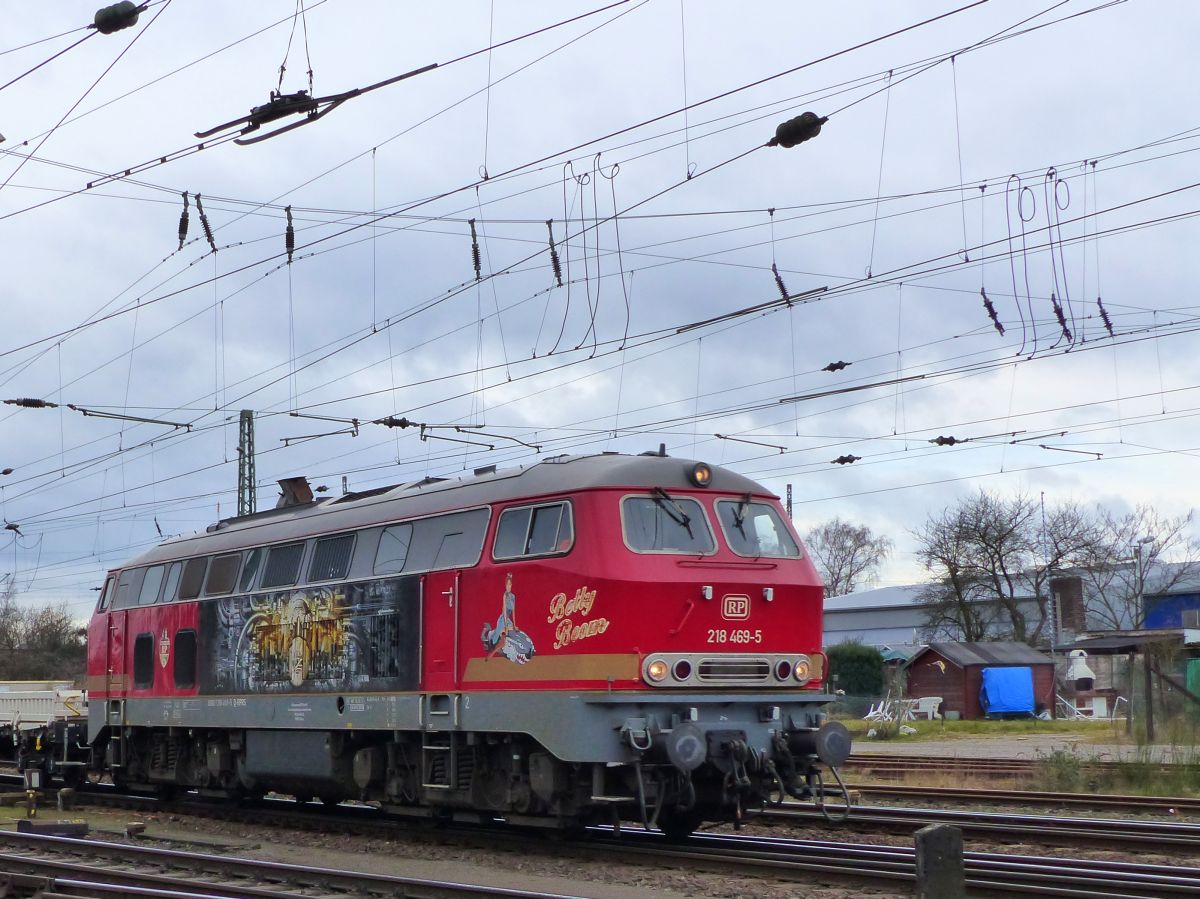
[721,595,750,621]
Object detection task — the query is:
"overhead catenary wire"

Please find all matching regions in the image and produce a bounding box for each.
[0,0,1185,592]
[0,0,172,198]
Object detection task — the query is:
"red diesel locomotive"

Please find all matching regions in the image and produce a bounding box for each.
[41,450,851,835]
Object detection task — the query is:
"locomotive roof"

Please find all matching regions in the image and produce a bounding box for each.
[121,452,775,569]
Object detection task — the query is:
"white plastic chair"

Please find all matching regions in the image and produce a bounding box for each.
[912,696,943,720]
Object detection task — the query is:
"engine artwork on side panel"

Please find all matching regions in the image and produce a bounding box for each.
[199,577,420,693]
[480,573,537,664]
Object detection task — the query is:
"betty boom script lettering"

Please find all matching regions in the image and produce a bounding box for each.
[548,586,610,650]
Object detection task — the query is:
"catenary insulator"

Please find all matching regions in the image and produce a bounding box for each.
[772,263,789,301]
[1050,293,1072,342]
[980,288,1005,336]
[822,361,849,372]
[831,454,860,465]
[377,416,415,429]
[93,1,140,34]
[196,194,216,253]
[547,220,563,287]
[177,191,189,250]
[469,219,481,281]
[769,112,827,148]
[1097,296,1114,337]
[285,206,295,263]
[4,398,58,408]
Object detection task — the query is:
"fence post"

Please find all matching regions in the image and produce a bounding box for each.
[915,823,965,898]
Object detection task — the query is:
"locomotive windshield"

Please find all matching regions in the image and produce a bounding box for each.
[622,494,715,554]
[715,500,800,558]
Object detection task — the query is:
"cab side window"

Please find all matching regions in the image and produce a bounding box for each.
[137,566,165,605]
[621,495,715,554]
[179,558,207,600]
[97,576,116,612]
[162,562,182,603]
[239,547,265,592]
[114,569,136,608]
[374,524,413,575]
[203,553,241,596]
[493,502,574,560]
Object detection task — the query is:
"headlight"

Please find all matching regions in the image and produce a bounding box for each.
[646,658,669,682]
[793,654,811,681]
[689,462,712,487]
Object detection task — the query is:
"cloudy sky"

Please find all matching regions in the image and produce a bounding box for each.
[2,0,1197,615]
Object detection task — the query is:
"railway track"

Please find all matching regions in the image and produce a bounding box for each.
[4,814,1194,898]
[851,782,1200,815]
[13,777,1200,895]
[597,828,1200,897]
[765,803,1200,850]
[843,751,1184,779]
[23,777,1200,854]
[0,830,584,898]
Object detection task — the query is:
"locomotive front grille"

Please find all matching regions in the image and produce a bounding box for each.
[697,657,771,682]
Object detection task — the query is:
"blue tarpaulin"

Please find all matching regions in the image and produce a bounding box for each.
[980,666,1034,715]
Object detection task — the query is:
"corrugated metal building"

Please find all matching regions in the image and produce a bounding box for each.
[823,563,1200,648]
[823,585,928,647]
[1143,568,1200,628]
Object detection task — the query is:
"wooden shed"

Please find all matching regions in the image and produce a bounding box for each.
[905,642,1056,720]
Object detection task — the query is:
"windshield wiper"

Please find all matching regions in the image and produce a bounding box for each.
[652,487,693,537]
[731,492,752,536]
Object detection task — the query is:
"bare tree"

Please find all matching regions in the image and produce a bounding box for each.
[0,579,85,681]
[913,505,997,642]
[913,491,1102,645]
[804,518,893,597]
[1076,506,1199,629]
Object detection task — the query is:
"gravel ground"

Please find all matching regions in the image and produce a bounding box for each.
[63,806,905,899]
[57,799,1200,899]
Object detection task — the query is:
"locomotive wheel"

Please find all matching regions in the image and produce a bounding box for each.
[60,768,85,790]
[658,809,703,841]
[153,783,177,801]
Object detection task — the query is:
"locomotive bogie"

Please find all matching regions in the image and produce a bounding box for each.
[67,452,850,831]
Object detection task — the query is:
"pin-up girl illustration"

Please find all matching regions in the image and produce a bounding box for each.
[481,573,535,664]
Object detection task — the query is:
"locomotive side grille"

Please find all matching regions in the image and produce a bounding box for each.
[697,658,770,682]
[457,752,475,791]
[150,737,179,776]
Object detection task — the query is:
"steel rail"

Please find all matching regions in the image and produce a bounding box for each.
[10,776,1199,896]
[850,782,1200,814]
[845,752,1172,774]
[595,828,1200,897]
[0,830,585,899]
[765,803,1200,849]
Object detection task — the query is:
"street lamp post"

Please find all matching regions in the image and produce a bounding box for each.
[1133,536,1156,628]
[1133,535,1157,742]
